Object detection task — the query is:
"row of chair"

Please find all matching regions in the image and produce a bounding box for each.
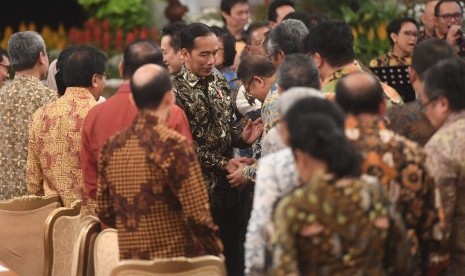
[0,195,226,276]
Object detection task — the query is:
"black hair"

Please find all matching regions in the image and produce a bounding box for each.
[55,46,78,96]
[335,73,384,115]
[387,17,419,46]
[282,11,331,30]
[244,22,269,45]
[424,58,465,111]
[130,67,173,110]
[63,45,107,88]
[122,39,163,80]
[434,0,462,16]
[305,21,354,68]
[221,0,248,14]
[180,23,215,52]
[277,53,320,90]
[268,0,295,22]
[161,21,188,52]
[210,26,236,67]
[237,55,276,83]
[284,98,361,178]
[412,38,455,80]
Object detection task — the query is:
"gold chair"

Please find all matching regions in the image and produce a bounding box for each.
[43,200,82,276]
[110,256,226,276]
[93,228,120,276]
[0,195,62,276]
[73,216,101,276]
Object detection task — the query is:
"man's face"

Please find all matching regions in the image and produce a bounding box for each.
[422,1,439,33]
[435,1,463,37]
[275,5,295,25]
[419,86,448,129]
[183,34,218,78]
[0,55,10,87]
[161,35,183,75]
[223,3,250,31]
[247,26,270,55]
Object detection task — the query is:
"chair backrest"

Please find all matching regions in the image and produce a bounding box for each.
[93,228,119,276]
[43,200,81,276]
[72,216,101,276]
[110,256,226,276]
[0,195,62,276]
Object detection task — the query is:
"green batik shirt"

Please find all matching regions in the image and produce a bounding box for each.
[173,66,246,193]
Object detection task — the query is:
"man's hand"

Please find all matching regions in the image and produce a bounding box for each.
[446,24,462,47]
[242,118,263,145]
[227,162,252,188]
[226,159,239,174]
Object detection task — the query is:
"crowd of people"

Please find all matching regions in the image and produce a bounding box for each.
[0,0,465,275]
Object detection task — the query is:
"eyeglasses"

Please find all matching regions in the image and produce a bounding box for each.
[244,77,255,96]
[0,64,10,71]
[265,52,274,63]
[437,12,463,21]
[401,31,419,38]
[420,96,438,111]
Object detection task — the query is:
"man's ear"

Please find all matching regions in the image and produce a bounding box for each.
[437,95,451,114]
[118,61,124,79]
[312,52,323,68]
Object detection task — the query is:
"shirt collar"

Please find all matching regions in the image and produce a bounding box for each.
[179,65,215,88]
[345,114,387,131]
[62,87,97,101]
[442,110,465,129]
[133,110,161,132]
[116,82,131,94]
[14,74,42,83]
[323,61,362,85]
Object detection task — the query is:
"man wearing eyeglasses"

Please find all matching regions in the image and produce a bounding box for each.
[434,0,465,56]
[0,47,10,87]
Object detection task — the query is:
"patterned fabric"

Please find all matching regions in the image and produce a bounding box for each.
[173,66,246,193]
[27,87,97,215]
[97,111,222,260]
[271,172,411,276]
[261,85,279,137]
[369,51,412,67]
[346,115,446,271]
[261,125,286,157]
[321,61,403,106]
[386,100,436,146]
[425,111,465,275]
[245,148,298,275]
[0,74,56,200]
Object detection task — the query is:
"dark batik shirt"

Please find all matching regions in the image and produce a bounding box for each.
[346,115,447,271]
[173,66,246,194]
[97,111,222,260]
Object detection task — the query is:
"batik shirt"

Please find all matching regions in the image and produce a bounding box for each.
[97,111,222,260]
[0,74,56,200]
[346,115,446,271]
[425,111,465,275]
[271,172,411,276]
[321,61,403,106]
[27,87,96,215]
[369,51,412,67]
[173,66,246,193]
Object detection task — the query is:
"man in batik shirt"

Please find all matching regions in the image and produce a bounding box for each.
[0,31,56,200]
[336,72,447,274]
[421,59,465,275]
[97,64,222,260]
[27,46,107,215]
[173,23,261,276]
[305,21,403,106]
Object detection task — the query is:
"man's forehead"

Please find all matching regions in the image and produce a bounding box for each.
[192,35,218,50]
[439,1,462,12]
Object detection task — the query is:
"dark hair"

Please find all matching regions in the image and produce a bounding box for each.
[305,21,354,68]
[55,46,78,95]
[282,11,331,30]
[277,53,320,90]
[386,17,419,46]
[284,99,360,178]
[63,46,107,87]
[434,0,462,16]
[424,58,465,111]
[237,55,276,83]
[210,26,236,67]
[180,23,214,52]
[122,39,163,80]
[130,66,173,110]
[0,47,9,63]
[221,0,248,14]
[161,21,188,52]
[412,38,455,80]
[335,73,384,115]
[268,0,295,22]
[244,22,269,45]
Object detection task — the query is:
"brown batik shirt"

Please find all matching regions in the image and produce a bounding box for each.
[97,111,223,260]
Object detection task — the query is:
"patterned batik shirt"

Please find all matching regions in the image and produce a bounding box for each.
[346,115,446,271]
[173,66,246,193]
[369,51,412,67]
[0,74,56,200]
[425,111,465,275]
[27,87,97,215]
[97,111,223,260]
[271,172,411,276]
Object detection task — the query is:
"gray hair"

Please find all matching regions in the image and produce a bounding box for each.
[277,53,320,91]
[266,19,308,57]
[278,87,324,116]
[8,31,46,71]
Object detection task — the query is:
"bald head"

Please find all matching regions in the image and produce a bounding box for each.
[122,39,163,80]
[130,64,172,110]
[422,0,439,36]
[335,72,384,115]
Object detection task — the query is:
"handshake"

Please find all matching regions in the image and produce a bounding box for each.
[225,157,256,188]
